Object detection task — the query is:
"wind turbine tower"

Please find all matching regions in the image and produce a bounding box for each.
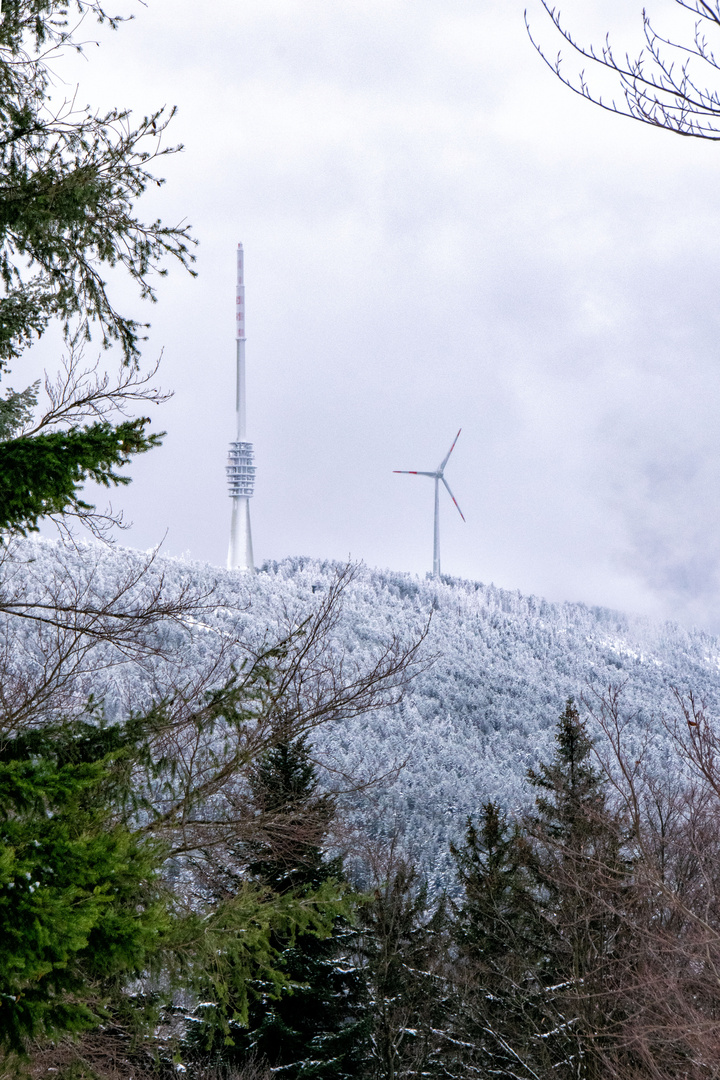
[394,430,465,579]
[227,243,256,573]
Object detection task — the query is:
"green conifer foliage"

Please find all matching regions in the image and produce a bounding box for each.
[246,738,338,894]
[358,861,456,1080]
[527,700,631,1080]
[450,803,549,1080]
[190,735,367,1080]
[0,1,195,370]
[0,718,171,1052]
[0,0,195,536]
[0,417,163,533]
[528,699,607,848]
[452,802,535,977]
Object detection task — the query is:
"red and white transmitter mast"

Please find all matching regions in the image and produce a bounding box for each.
[226,243,255,572]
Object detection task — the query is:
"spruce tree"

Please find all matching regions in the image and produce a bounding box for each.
[0,411,163,534]
[528,699,608,850]
[358,860,456,1080]
[191,735,367,1080]
[452,802,535,983]
[0,716,171,1052]
[0,0,195,371]
[526,700,630,1080]
[450,802,549,1080]
[0,0,195,536]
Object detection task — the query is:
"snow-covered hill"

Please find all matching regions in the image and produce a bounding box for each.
[7,539,720,889]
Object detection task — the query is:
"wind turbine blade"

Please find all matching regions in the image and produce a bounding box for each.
[393,470,438,477]
[442,476,466,522]
[437,428,462,474]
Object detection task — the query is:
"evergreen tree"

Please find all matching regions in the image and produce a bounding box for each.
[0,0,195,371]
[0,716,172,1052]
[0,407,163,534]
[357,859,457,1080]
[528,699,608,850]
[526,700,631,1080]
[0,0,195,536]
[452,802,535,984]
[450,802,550,1080]
[189,735,367,1080]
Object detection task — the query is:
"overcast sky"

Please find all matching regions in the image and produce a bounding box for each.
[29,0,720,630]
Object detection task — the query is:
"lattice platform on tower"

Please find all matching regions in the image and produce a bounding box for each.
[226,441,255,498]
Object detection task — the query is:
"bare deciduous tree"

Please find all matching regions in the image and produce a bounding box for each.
[0,545,430,874]
[528,1,720,140]
[578,684,720,1078]
[146,565,430,869]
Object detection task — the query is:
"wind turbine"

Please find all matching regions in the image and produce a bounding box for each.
[394,430,465,579]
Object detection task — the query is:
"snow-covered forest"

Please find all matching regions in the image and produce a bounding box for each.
[9,534,720,1078]
[10,536,720,888]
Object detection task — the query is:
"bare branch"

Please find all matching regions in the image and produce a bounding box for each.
[528,1,720,140]
[23,337,171,437]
